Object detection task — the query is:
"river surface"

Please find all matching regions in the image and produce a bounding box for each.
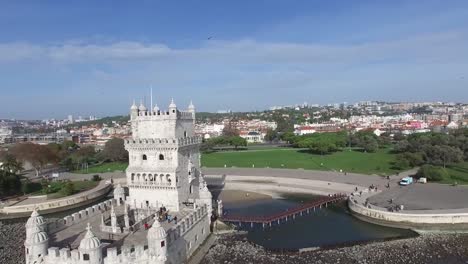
[223,194,417,250]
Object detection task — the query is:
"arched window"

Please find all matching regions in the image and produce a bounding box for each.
[166,174,171,184]
[184,131,187,138]
[189,185,193,194]
[142,154,147,161]
[83,254,90,260]
[159,154,164,160]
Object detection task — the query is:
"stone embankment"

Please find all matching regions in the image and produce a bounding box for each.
[202,233,468,264]
[0,181,112,218]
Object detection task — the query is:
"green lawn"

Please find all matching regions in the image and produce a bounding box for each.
[442,162,468,184]
[72,161,128,174]
[46,180,99,199]
[201,148,400,175]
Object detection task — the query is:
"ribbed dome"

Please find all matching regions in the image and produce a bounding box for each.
[79,224,101,250]
[153,104,160,111]
[169,98,177,109]
[188,100,195,110]
[130,100,138,110]
[31,231,49,244]
[113,184,125,196]
[139,101,147,111]
[147,219,167,240]
[26,209,46,228]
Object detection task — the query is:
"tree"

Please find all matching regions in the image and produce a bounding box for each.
[59,181,75,196]
[10,143,59,177]
[416,165,448,181]
[100,138,128,162]
[222,122,239,137]
[229,136,247,149]
[362,136,379,153]
[392,157,410,170]
[280,132,297,144]
[200,138,216,153]
[264,129,278,142]
[0,153,23,174]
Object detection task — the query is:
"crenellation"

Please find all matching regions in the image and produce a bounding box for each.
[59,248,71,259]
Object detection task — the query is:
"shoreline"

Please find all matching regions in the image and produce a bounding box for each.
[202,232,468,264]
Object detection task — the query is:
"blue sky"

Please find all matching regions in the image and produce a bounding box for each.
[0,0,467,119]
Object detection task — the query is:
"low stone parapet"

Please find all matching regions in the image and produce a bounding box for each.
[348,193,468,231]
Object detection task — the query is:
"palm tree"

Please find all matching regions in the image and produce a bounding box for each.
[0,154,23,174]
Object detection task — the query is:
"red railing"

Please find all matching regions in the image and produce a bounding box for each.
[221,194,347,224]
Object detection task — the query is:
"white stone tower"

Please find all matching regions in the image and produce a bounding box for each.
[24,209,49,264]
[79,223,103,264]
[125,99,202,212]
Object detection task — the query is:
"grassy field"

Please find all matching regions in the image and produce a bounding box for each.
[72,161,128,174]
[442,162,468,184]
[44,180,99,199]
[201,148,400,175]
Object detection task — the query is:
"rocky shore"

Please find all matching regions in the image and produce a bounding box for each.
[202,233,468,264]
[0,221,26,264]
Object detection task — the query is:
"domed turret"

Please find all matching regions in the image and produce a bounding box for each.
[169,98,177,109]
[24,209,49,264]
[199,181,213,218]
[188,100,195,112]
[130,100,139,119]
[147,218,167,259]
[79,223,103,264]
[130,100,138,110]
[79,223,101,250]
[169,98,177,115]
[139,101,147,112]
[147,219,167,240]
[26,209,46,234]
[113,184,125,205]
[153,104,160,112]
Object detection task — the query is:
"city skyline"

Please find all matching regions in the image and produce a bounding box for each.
[1,0,468,119]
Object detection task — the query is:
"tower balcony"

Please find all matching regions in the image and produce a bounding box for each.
[124,137,201,149]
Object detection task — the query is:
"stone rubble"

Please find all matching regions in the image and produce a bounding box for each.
[0,221,26,264]
[202,233,468,264]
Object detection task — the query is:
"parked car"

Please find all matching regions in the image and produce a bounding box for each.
[399,177,413,186]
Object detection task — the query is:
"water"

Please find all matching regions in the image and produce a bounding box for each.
[223,195,416,250]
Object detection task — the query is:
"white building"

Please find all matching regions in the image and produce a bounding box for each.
[240,131,264,143]
[24,99,218,264]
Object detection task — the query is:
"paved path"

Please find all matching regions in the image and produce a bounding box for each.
[55,168,468,211]
[203,167,416,189]
[368,183,468,210]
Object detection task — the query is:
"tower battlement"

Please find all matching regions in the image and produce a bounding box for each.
[129,99,196,140]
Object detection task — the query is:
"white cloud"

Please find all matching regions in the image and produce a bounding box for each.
[0,31,466,65]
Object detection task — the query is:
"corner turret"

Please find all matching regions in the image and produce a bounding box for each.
[24,209,49,264]
[169,98,177,115]
[130,100,138,120]
[79,223,103,264]
[147,218,168,261]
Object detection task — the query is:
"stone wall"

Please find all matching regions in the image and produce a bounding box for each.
[0,182,112,216]
[348,196,468,231]
[48,198,116,233]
